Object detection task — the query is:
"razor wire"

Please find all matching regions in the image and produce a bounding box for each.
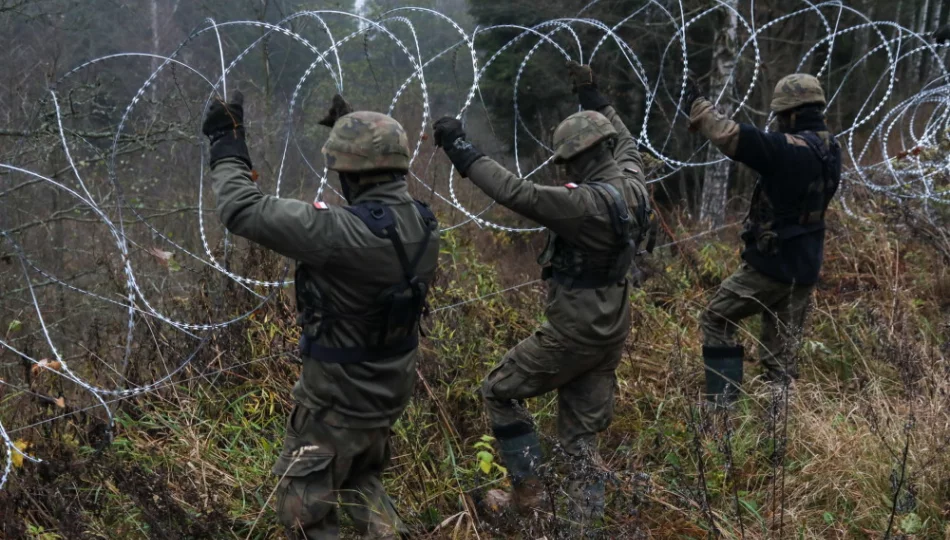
[1,1,949,491]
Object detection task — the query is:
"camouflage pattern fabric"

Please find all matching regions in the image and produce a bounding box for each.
[552,110,618,163]
[482,329,623,455]
[689,98,741,157]
[700,263,814,379]
[770,73,827,113]
[273,404,404,540]
[322,111,411,174]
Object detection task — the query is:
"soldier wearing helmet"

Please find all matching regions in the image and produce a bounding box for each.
[203,92,439,539]
[685,73,841,402]
[433,62,654,526]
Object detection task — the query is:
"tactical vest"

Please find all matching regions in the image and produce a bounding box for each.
[538,180,656,289]
[742,131,840,255]
[297,200,438,364]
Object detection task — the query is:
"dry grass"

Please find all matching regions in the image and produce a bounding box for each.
[1,194,948,539]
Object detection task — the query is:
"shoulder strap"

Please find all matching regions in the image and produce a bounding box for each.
[345,201,433,283]
[587,182,632,242]
[796,131,841,222]
[344,201,394,239]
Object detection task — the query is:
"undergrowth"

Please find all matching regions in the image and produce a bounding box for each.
[1,199,948,539]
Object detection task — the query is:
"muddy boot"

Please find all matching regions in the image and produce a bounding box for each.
[567,476,606,527]
[703,345,744,406]
[493,423,545,514]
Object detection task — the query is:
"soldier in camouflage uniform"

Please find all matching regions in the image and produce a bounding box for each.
[685,74,841,401]
[433,63,654,525]
[203,92,440,539]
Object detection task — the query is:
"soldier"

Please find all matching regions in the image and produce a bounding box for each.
[685,74,841,402]
[432,63,654,525]
[203,92,440,539]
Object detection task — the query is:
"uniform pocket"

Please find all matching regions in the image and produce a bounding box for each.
[272,442,335,478]
[286,403,311,438]
[483,359,526,400]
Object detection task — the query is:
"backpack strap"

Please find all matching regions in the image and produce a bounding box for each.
[797,131,841,225]
[587,182,632,242]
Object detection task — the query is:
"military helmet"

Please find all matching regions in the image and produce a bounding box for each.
[322,111,410,174]
[552,110,618,164]
[770,74,826,113]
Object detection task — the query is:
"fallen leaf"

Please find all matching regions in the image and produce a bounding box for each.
[147,247,175,268]
[53,397,66,408]
[484,489,510,513]
[11,440,29,468]
[31,359,62,377]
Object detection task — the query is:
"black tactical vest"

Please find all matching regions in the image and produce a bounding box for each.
[742,130,841,255]
[296,200,438,363]
[539,180,655,289]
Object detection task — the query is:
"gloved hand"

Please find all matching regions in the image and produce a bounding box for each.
[432,116,484,177]
[566,61,594,92]
[935,24,950,44]
[433,117,466,148]
[567,61,609,111]
[683,71,705,111]
[202,91,251,170]
[318,94,353,127]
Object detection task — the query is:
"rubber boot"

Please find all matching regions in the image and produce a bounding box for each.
[703,345,744,405]
[493,423,545,514]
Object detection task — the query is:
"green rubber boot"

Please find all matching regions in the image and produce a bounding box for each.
[703,345,744,405]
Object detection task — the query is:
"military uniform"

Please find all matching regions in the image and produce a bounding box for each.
[205,98,440,539]
[688,74,841,398]
[434,62,653,524]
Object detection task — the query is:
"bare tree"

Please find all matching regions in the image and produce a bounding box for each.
[699,0,738,226]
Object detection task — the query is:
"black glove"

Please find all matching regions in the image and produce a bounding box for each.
[567,61,610,111]
[935,24,950,44]
[433,116,484,178]
[683,71,705,111]
[318,94,353,127]
[202,91,251,170]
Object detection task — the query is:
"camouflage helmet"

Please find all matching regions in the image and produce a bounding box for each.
[770,74,826,113]
[552,110,618,164]
[322,111,410,174]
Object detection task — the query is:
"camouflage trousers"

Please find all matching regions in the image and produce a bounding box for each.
[701,263,814,379]
[482,328,623,457]
[272,403,404,540]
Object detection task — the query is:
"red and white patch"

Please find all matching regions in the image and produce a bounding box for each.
[564,182,579,189]
[313,201,330,210]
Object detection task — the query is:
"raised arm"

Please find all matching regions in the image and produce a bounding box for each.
[689,97,741,158]
[464,156,587,236]
[566,61,645,179]
[202,91,336,266]
[211,158,336,265]
[690,97,795,177]
[600,105,644,178]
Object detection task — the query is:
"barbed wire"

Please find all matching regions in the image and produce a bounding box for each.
[1,1,948,492]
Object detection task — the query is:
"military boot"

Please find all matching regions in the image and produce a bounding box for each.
[493,424,546,514]
[567,476,606,527]
[703,345,744,405]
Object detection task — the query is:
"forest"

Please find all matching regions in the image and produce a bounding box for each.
[1,0,949,538]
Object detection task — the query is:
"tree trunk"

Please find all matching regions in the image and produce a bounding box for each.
[923,0,945,82]
[699,0,738,227]
[150,0,161,105]
[914,0,932,83]
[854,0,876,70]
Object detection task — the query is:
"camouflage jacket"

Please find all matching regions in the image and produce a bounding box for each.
[465,105,650,347]
[212,158,440,427]
[690,98,841,284]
